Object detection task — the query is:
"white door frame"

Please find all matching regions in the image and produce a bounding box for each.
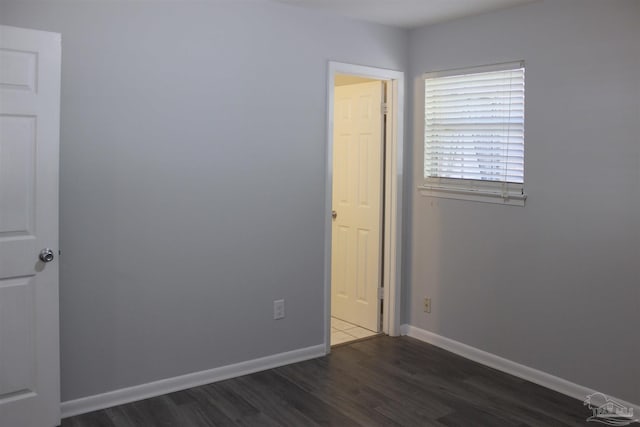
[324,61,404,353]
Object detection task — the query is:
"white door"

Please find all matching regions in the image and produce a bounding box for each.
[331,81,384,332]
[0,25,61,427]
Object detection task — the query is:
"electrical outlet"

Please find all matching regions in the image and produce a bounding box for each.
[424,298,431,313]
[273,299,285,320]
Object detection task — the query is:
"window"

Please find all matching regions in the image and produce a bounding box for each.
[420,61,526,205]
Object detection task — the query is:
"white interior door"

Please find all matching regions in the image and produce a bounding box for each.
[331,81,384,332]
[0,25,61,427]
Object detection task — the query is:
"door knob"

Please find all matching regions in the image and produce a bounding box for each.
[332,210,337,220]
[39,248,55,263]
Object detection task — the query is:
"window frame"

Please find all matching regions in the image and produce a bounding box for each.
[418,61,527,206]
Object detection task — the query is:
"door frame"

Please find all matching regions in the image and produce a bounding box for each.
[324,61,404,354]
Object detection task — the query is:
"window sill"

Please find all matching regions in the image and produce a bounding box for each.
[418,184,527,206]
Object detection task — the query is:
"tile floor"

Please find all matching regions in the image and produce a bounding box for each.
[331,317,378,345]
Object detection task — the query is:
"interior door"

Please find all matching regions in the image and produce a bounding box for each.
[331,81,384,332]
[0,25,61,427]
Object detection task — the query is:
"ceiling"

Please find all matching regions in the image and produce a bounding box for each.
[270,0,536,29]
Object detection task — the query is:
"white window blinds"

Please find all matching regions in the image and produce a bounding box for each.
[424,62,525,184]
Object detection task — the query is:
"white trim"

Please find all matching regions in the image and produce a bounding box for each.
[418,182,526,207]
[324,62,404,354]
[423,60,525,79]
[385,77,403,336]
[61,344,325,418]
[401,325,640,413]
[382,81,393,334]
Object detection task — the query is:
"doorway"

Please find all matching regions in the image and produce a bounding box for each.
[331,76,385,345]
[324,62,404,352]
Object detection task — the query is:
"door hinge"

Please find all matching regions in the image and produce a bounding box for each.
[381,102,388,115]
[378,287,384,300]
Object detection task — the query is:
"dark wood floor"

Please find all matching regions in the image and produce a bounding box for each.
[62,336,591,426]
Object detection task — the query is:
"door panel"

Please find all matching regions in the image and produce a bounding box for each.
[335,226,349,296]
[0,25,61,427]
[331,81,384,332]
[0,114,36,234]
[0,48,38,92]
[355,229,370,300]
[0,277,36,396]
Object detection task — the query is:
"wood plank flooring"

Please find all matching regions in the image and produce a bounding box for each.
[62,336,591,426]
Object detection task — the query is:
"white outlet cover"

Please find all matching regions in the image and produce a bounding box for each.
[273,299,285,320]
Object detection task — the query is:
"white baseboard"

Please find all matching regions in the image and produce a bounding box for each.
[61,344,326,418]
[401,324,639,414]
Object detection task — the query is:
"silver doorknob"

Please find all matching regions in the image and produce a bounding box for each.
[332,210,337,220]
[39,248,55,263]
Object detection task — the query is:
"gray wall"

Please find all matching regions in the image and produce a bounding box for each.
[405,0,640,404]
[0,1,408,401]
